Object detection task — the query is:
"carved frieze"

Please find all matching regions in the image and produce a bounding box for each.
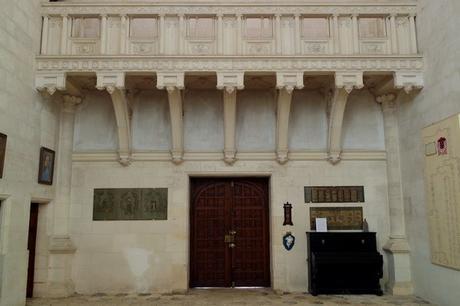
[93,188,168,221]
[36,56,424,74]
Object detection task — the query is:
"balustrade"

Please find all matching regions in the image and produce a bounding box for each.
[40,10,418,57]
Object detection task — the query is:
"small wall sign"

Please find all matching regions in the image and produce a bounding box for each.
[283,232,295,251]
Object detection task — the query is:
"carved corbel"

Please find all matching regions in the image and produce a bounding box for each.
[394,71,424,94]
[96,72,132,166]
[157,73,185,164]
[275,72,304,164]
[62,95,82,113]
[217,72,245,165]
[327,72,364,164]
[35,72,67,96]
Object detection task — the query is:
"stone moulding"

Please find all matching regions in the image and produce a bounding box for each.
[41,3,418,16]
[36,55,424,73]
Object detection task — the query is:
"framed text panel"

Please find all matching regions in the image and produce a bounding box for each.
[305,186,365,203]
[310,207,363,230]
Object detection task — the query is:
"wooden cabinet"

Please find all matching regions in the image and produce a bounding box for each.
[307,232,383,295]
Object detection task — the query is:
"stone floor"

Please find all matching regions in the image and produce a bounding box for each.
[27,289,435,306]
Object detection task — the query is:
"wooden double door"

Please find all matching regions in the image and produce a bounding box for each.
[190,177,271,288]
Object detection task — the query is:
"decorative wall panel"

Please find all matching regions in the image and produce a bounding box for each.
[305,186,365,203]
[93,188,168,221]
[310,207,363,230]
[422,114,460,270]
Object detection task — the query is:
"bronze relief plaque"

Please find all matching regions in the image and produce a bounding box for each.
[310,207,363,230]
[305,186,364,203]
[93,188,168,221]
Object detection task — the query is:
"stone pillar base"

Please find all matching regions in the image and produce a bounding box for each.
[47,235,77,298]
[383,237,414,295]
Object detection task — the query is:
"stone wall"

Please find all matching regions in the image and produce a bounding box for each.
[69,159,390,294]
[399,0,460,305]
[73,88,385,153]
[0,0,60,305]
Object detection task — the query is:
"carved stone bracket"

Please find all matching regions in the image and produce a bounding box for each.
[327,72,364,164]
[394,71,424,94]
[36,72,67,95]
[217,72,245,165]
[96,72,132,166]
[335,71,364,93]
[275,72,304,164]
[217,71,245,94]
[157,72,185,164]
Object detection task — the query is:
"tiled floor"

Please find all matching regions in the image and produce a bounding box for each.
[27,289,435,306]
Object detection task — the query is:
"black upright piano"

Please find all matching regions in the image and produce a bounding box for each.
[306,232,383,296]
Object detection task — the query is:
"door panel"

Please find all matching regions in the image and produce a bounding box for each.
[27,203,39,298]
[190,178,270,288]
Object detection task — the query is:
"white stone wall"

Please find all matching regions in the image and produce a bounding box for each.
[398,1,460,305]
[0,0,60,305]
[74,89,384,153]
[69,159,391,294]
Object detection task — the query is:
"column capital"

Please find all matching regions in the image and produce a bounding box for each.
[96,72,125,93]
[294,13,301,18]
[100,13,108,18]
[157,72,185,91]
[36,72,67,96]
[351,13,359,18]
[376,93,396,104]
[217,72,245,92]
[216,13,224,18]
[335,71,364,93]
[276,72,304,93]
[61,13,69,18]
[62,95,82,113]
[394,71,424,94]
[389,13,398,18]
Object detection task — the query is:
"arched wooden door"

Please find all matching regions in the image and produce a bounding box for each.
[190,177,270,287]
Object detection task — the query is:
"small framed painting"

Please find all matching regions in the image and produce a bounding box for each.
[38,147,55,185]
[0,133,6,179]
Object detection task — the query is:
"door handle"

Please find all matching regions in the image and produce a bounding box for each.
[229,243,236,248]
[229,230,237,235]
[224,235,234,243]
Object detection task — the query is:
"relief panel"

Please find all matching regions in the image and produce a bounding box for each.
[93,188,168,221]
[422,114,460,270]
[310,207,363,230]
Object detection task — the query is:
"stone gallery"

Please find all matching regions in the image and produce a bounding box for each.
[0,0,459,305]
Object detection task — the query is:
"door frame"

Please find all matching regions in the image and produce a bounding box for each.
[188,175,272,288]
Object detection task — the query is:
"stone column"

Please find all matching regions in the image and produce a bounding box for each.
[389,14,398,54]
[408,14,417,54]
[178,14,185,55]
[294,14,301,55]
[275,14,282,54]
[159,14,166,55]
[351,14,359,54]
[217,14,224,55]
[275,72,304,164]
[48,95,80,297]
[217,72,245,165]
[157,73,185,164]
[377,93,413,295]
[100,14,108,54]
[120,14,128,54]
[60,14,69,55]
[236,14,243,55]
[41,15,49,54]
[332,14,340,54]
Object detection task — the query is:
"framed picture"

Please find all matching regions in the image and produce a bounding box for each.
[38,147,55,185]
[0,133,6,179]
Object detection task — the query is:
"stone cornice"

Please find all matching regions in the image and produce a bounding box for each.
[36,55,424,73]
[41,2,417,16]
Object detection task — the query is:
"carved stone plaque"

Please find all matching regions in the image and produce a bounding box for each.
[305,186,365,203]
[423,114,460,270]
[93,188,168,221]
[310,207,363,230]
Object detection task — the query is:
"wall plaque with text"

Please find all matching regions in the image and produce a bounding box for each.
[304,186,365,203]
[93,188,168,221]
[310,207,363,230]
